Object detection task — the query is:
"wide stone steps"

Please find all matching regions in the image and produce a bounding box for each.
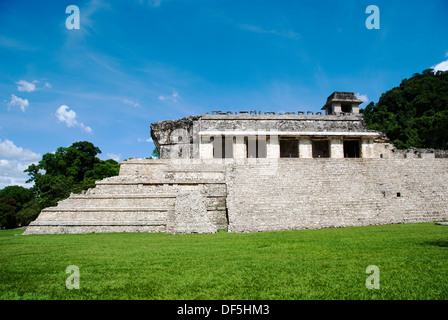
[29,220,166,226]
[24,160,229,234]
[56,194,177,209]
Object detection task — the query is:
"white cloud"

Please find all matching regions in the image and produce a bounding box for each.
[16,79,52,91]
[123,99,140,107]
[356,93,369,104]
[0,160,32,188]
[55,105,93,133]
[56,105,77,127]
[8,94,29,112]
[432,59,448,72]
[137,137,153,143]
[79,123,93,133]
[158,91,179,103]
[0,140,41,189]
[16,80,36,92]
[106,153,121,162]
[0,139,41,162]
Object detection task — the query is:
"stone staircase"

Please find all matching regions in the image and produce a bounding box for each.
[24,159,228,234]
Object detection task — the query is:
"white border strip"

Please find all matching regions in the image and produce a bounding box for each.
[198,131,381,137]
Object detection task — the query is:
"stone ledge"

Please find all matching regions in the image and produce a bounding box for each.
[201,114,363,120]
[23,225,167,235]
[29,220,166,226]
[207,206,226,211]
[70,194,177,199]
[42,207,173,212]
[199,130,381,137]
[95,180,226,185]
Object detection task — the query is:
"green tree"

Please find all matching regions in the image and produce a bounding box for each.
[0,186,35,229]
[151,147,160,159]
[362,69,448,149]
[16,198,40,227]
[24,141,120,211]
[0,186,34,208]
[0,198,18,229]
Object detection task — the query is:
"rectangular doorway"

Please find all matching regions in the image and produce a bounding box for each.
[312,139,329,158]
[280,138,299,158]
[343,140,360,158]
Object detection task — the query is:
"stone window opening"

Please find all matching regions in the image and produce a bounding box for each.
[341,104,352,113]
[343,139,361,158]
[312,139,329,158]
[280,137,299,158]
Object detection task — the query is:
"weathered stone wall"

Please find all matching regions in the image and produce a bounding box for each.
[150,116,200,159]
[24,156,448,235]
[199,114,370,133]
[167,190,217,234]
[226,158,448,233]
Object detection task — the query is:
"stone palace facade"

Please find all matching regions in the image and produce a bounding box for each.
[24,92,448,235]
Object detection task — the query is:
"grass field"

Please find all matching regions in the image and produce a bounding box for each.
[1,223,447,300]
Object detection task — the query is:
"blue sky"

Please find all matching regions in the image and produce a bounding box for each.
[1,0,447,188]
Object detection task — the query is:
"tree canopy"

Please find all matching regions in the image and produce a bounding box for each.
[362,69,448,149]
[24,141,120,209]
[0,186,35,228]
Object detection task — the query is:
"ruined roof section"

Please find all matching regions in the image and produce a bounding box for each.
[150,116,200,132]
[323,91,363,106]
[150,114,378,138]
[150,116,200,150]
[326,91,363,103]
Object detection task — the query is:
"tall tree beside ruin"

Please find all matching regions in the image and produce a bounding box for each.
[24,141,120,209]
[0,186,36,228]
[362,69,448,149]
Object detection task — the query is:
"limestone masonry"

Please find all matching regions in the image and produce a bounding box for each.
[24,92,448,235]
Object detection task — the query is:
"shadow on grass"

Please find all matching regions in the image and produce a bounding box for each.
[422,240,448,248]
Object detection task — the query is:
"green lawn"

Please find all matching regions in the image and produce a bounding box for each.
[1,223,447,300]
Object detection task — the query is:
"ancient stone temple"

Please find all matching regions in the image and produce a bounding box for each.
[24,92,448,235]
[151,91,385,160]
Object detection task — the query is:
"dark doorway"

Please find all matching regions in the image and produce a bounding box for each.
[343,140,360,158]
[312,139,329,158]
[280,139,299,158]
[341,104,352,113]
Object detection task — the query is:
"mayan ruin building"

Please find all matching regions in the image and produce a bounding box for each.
[24,92,448,235]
